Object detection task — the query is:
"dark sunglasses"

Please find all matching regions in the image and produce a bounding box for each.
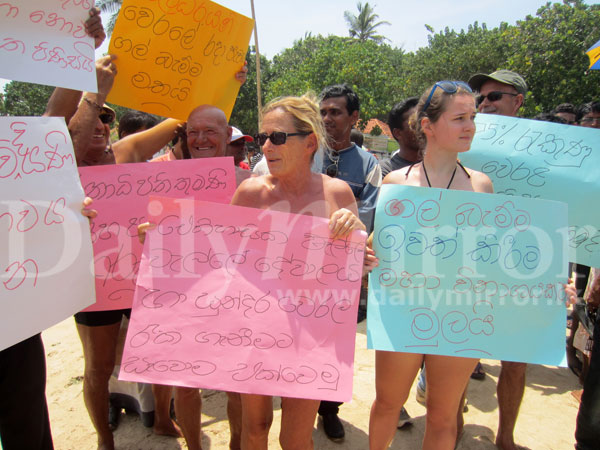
[326,150,340,177]
[254,131,310,146]
[423,80,472,111]
[99,113,115,125]
[580,116,600,125]
[475,91,518,106]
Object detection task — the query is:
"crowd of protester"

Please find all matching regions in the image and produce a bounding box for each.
[1,8,599,450]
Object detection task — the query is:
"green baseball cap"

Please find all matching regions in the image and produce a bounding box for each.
[468,69,528,95]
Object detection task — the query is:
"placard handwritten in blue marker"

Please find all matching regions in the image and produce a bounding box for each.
[367,185,568,365]
[461,114,600,267]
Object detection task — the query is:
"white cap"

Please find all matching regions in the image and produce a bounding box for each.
[231,126,253,143]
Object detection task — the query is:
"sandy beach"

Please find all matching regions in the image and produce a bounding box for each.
[38,318,580,450]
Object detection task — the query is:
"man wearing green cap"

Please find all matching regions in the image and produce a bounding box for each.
[468,69,528,450]
[469,69,527,117]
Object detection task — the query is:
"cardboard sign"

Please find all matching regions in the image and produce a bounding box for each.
[120,197,366,401]
[78,157,236,311]
[107,0,254,120]
[368,185,568,366]
[0,0,96,92]
[0,117,95,351]
[462,114,600,267]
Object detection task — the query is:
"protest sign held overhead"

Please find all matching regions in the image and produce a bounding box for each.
[368,185,568,366]
[120,197,366,402]
[107,0,254,120]
[0,0,97,92]
[462,114,600,267]
[0,116,95,351]
[78,157,236,312]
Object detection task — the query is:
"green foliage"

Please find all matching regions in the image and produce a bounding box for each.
[370,124,383,136]
[261,1,600,120]
[1,81,54,116]
[400,22,508,99]
[230,46,272,137]
[502,0,600,116]
[267,35,405,122]
[343,2,391,43]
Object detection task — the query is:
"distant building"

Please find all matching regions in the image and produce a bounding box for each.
[362,118,394,139]
[362,118,395,159]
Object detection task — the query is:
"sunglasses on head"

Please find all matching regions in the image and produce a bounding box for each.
[99,113,114,125]
[423,80,472,111]
[475,91,518,106]
[326,150,340,178]
[254,131,311,146]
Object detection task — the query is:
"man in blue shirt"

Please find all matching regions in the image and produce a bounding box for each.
[318,84,381,441]
[320,84,381,234]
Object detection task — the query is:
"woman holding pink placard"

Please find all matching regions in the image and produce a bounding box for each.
[230,93,376,449]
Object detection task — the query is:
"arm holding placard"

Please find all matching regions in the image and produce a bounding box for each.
[326,179,379,274]
[112,118,183,164]
[85,8,106,50]
[67,56,117,166]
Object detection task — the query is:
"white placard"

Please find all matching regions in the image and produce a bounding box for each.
[0,116,95,350]
[0,0,97,92]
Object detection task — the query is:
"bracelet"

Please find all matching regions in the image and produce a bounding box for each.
[82,96,103,112]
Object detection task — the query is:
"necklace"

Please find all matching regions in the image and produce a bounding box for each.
[422,161,457,189]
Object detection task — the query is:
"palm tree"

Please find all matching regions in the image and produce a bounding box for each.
[96,0,122,36]
[343,2,390,43]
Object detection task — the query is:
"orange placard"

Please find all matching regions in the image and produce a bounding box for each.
[107,0,254,120]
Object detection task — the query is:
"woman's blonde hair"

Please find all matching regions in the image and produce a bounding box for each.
[409,82,475,151]
[260,93,328,163]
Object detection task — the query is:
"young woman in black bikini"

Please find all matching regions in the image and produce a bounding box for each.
[369,81,493,450]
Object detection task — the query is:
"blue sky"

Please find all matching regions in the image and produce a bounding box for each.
[2,0,598,91]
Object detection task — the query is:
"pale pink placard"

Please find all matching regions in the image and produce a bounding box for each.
[119,197,366,401]
[0,0,97,92]
[78,158,235,311]
[0,116,95,351]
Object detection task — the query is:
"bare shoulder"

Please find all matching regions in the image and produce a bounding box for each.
[467,168,494,193]
[231,175,270,206]
[383,165,410,185]
[321,173,358,212]
[322,173,352,195]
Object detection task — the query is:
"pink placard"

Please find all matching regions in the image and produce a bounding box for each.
[78,157,235,311]
[119,196,366,402]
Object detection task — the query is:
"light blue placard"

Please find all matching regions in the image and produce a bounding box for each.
[461,113,600,267]
[367,185,568,365]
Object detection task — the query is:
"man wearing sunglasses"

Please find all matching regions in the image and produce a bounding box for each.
[577,101,600,129]
[552,103,578,125]
[468,69,528,450]
[318,84,382,442]
[468,69,527,117]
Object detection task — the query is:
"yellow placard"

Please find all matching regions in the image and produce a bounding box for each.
[107,0,254,120]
